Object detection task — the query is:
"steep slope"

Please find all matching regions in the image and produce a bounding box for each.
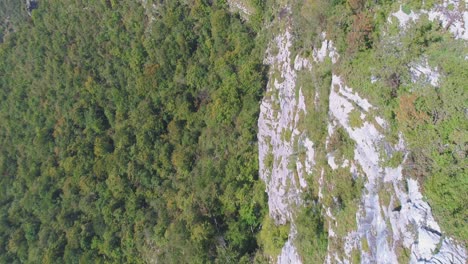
[258,27,314,262]
[254,0,467,263]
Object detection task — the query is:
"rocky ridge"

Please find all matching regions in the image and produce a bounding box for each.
[257,1,467,263]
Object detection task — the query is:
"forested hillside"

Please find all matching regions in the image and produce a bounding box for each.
[0,0,269,262]
[1,0,467,263]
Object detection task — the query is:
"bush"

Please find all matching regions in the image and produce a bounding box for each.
[295,204,328,263]
[258,216,290,257]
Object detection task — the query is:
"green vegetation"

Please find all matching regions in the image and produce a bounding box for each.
[351,248,361,263]
[401,28,468,242]
[329,168,363,238]
[348,109,364,129]
[258,216,290,257]
[281,128,293,142]
[292,51,331,261]
[397,246,411,263]
[295,204,328,263]
[382,151,404,168]
[402,5,412,15]
[1,0,466,262]
[328,127,356,163]
[0,0,269,262]
[361,237,369,252]
[264,152,274,170]
[378,183,393,207]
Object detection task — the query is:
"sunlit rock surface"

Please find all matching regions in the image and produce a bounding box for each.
[257,1,467,263]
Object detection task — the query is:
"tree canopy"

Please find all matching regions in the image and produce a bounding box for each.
[0,0,268,262]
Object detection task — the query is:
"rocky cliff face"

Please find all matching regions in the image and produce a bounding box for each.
[255,0,467,263]
[258,27,313,263]
[326,73,466,263]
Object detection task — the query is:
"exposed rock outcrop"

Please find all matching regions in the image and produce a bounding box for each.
[258,24,315,263]
[258,1,467,263]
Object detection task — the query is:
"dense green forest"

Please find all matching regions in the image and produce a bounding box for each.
[0,0,269,262]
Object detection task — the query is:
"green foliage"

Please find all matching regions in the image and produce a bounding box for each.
[295,204,328,263]
[258,216,290,257]
[290,0,336,52]
[382,151,404,168]
[398,246,411,264]
[264,152,274,170]
[0,0,268,262]
[401,5,412,15]
[328,127,356,162]
[361,237,369,252]
[424,167,468,241]
[331,168,363,237]
[348,109,363,129]
[397,20,467,242]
